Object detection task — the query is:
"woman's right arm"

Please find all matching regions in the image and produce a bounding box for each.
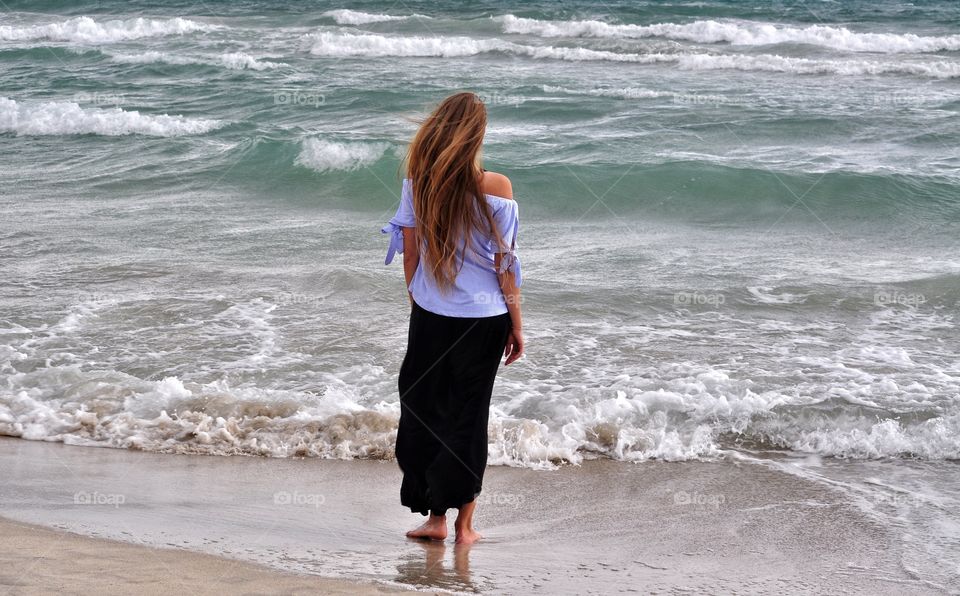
[402,227,419,305]
[483,171,524,365]
[496,257,524,365]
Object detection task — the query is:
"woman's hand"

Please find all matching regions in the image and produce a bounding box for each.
[504,328,524,365]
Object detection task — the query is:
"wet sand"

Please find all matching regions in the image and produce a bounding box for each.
[0,438,941,594]
[0,516,416,595]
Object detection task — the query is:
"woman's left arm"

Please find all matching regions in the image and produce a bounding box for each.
[402,227,419,305]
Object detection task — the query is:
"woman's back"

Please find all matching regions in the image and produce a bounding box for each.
[382,176,522,317]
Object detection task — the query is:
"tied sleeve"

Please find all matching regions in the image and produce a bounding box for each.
[494,199,522,287]
[381,179,416,265]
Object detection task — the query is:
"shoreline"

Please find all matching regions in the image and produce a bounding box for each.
[0,437,945,594]
[0,515,416,596]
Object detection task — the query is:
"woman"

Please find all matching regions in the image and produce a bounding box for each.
[381,92,524,545]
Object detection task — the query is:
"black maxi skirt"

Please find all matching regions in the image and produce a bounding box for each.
[395,300,512,516]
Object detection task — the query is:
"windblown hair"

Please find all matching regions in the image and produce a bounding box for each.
[405,92,502,292]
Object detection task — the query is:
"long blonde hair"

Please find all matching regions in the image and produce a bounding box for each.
[405,92,502,292]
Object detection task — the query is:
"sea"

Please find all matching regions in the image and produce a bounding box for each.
[1,0,958,590]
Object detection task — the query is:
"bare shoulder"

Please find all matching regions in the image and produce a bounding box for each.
[480,171,514,200]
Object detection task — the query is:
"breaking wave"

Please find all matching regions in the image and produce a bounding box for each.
[0,16,218,43]
[0,96,222,136]
[497,15,960,54]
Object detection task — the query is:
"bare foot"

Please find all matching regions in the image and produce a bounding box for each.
[455,527,482,545]
[406,515,447,540]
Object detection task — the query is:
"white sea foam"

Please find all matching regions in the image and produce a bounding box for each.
[663,52,960,78]
[747,286,809,304]
[218,52,286,70]
[542,85,673,99]
[497,15,960,54]
[304,31,507,58]
[0,16,218,43]
[748,414,960,459]
[0,372,401,458]
[295,138,390,172]
[0,96,222,136]
[3,363,958,466]
[304,30,682,60]
[303,31,960,78]
[109,51,287,70]
[2,291,956,468]
[322,9,429,25]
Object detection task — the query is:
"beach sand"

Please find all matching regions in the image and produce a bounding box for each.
[0,437,939,594]
[0,516,415,595]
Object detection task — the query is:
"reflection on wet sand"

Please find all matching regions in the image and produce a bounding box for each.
[395,539,477,592]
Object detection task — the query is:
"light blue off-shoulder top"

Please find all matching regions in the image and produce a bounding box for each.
[382,178,522,318]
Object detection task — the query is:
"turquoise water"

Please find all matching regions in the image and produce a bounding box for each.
[1,1,960,587]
